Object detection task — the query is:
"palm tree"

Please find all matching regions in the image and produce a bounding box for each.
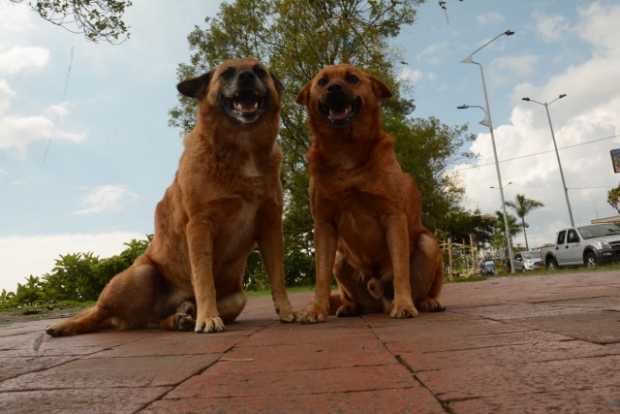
[505,194,544,250]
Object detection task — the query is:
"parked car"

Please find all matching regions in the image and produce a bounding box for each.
[513,251,544,272]
[541,224,620,269]
[506,252,544,272]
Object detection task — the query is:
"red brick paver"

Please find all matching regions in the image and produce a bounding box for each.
[0,270,619,413]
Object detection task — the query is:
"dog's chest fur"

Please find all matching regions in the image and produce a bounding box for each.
[216,197,260,259]
[336,200,391,271]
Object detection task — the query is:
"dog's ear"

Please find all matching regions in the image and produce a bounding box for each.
[369,76,392,101]
[270,72,284,96]
[176,71,213,99]
[296,81,311,106]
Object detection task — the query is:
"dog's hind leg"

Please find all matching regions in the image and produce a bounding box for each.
[160,300,196,331]
[46,257,164,337]
[217,291,247,324]
[329,253,360,318]
[412,233,446,313]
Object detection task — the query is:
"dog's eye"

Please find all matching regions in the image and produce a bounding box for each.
[318,77,328,87]
[253,66,266,78]
[345,74,359,84]
[221,67,236,79]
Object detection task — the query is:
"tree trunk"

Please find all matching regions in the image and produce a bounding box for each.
[521,217,529,250]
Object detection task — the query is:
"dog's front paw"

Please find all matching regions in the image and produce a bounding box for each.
[298,302,328,324]
[194,315,225,333]
[390,299,418,319]
[278,308,298,323]
[417,298,446,313]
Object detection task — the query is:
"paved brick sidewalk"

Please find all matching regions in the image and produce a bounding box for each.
[1,271,619,413]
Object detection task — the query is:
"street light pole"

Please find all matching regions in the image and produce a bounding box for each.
[461,30,516,274]
[522,95,575,228]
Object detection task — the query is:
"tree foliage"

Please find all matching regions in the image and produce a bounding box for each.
[8,0,132,43]
[608,184,620,214]
[491,210,521,252]
[441,209,495,245]
[505,193,544,250]
[0,236,150,310]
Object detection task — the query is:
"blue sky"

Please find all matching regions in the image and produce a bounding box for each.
[2,1,619,291]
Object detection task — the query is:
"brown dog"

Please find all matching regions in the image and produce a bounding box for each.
[296,64,444,323]
[46,58,296,336]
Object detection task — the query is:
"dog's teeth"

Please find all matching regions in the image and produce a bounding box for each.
[329,106,351,120]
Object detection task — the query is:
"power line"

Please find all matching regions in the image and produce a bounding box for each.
[451,133,620,172]
[43,45,74,164]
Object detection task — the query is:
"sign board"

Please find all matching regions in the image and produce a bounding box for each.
[612,149,620,174]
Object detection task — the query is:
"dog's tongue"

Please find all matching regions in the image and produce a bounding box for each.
[329,106,351,121]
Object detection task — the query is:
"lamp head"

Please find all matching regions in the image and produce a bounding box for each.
[559,94,567,99]
[457,104,469,109]
[522,97,531,102]
[504,30,515,36]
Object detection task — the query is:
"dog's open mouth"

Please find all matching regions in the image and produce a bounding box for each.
[222,90,266,123]
[328,106,352,122]
[319,95,361,127]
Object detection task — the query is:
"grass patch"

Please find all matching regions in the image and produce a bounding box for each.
[0,300,95,326]
[246,285,314,297]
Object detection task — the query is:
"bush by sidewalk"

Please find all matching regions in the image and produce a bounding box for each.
[0,237,151,312]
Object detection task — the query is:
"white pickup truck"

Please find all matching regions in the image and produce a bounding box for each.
[542,224,620,269]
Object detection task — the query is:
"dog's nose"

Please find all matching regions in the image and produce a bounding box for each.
[238,70,256,84]
[327,83,343,93]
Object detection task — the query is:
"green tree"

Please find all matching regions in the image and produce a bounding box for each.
[491,210,521,252]
[169,0,472,286]
[7,0,132,42]
[505,194,544,250]
[608,184,620,214]
[13,275,44,305]
[442,209,495,246]
[2,235,152,308]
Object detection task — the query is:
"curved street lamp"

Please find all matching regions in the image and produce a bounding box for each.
[459,29,516,272]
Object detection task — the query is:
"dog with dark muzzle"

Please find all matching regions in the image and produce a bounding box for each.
[46,58,296,336]
[296,64,445,323]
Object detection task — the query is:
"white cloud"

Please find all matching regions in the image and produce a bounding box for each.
[0,46,50,75]
[0,79,15,113]
[0,80,84,156]
[477,12,505,25]
[74,185,139,216]
[0,2,35,35]
[0,113,85,156]
[398,68,424,85]
[577,2,620,56]
[451,2,620,248]
[0,5,82,157]
[492,54,539,78]
[0,232,145,292]
[45,102,71,118]
[417,42,450,65]
[534,12,571,43]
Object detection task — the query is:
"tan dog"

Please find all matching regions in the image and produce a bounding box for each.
[296,64,444,323]
[46,58,295,336]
